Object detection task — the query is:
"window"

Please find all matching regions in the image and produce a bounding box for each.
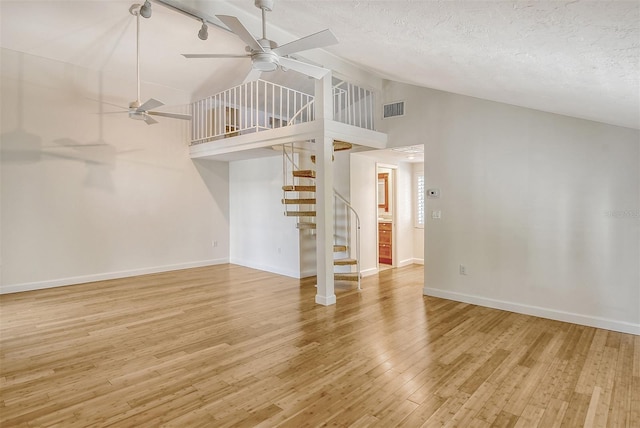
[416,173,425,228]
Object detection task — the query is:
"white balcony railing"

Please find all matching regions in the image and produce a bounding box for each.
[333,80,375,131]
[190,80,314,145]
[190,79,376,145]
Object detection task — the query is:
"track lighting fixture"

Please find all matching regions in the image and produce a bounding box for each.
[198,20,208,40]
[140,0,152,18]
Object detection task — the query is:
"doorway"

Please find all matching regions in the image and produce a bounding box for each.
[377,164,396,270]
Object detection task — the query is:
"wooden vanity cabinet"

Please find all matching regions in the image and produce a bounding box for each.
[378,222,392,265]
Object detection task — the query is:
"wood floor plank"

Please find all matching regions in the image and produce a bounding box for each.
[538,397,569,428]
[1,264,638,427]
[370,395,419,427]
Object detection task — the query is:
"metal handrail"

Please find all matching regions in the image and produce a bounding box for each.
[282,79,350,178]
[287,100,315,128]
[285,80,347,128]
[334,189,361,290]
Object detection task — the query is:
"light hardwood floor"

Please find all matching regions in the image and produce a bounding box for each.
[1,264,638,427]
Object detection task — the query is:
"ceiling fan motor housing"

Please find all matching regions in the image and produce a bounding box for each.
[251,38,279,71]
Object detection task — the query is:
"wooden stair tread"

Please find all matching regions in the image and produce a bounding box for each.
[334,273,359,281]
[333,140,353,151]
[286,211,316,217]
[334,258,357,266]
[297,222,316,230]
[292,170,315,178]
[333,245,347,252]
[310,155,334,164]
[282,185,316,192]
[282,198,316,205]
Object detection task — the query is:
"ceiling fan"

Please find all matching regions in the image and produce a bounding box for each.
[110,3,192,125]
[182,0,338,82]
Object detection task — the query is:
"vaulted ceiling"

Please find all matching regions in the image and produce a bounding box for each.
[1,0,638,129]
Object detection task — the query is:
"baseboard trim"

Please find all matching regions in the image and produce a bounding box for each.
[423,287,640,336]
[361,267,378,277]
[1,258,229,295]
[315,294,337,306]
[412,258,424,265]
[229,258,301,279]
[300,269,317,279]
[397,259,414,268]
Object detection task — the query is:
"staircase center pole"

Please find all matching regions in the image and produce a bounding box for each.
[314,72,336,306]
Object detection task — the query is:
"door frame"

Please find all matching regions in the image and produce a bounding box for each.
[376,162,398,270]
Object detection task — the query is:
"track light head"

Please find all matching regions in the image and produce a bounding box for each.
[198,21,208,40]
[140,0,152,18]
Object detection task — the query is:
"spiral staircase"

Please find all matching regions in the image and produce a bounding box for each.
[281,140,361,289]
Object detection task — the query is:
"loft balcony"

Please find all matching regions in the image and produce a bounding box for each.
[188,78,387,160]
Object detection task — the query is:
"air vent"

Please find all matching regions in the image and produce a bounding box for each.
[383,101,405,119]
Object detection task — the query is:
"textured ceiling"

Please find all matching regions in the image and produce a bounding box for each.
[228,0,640,129]
[1,1,639,129]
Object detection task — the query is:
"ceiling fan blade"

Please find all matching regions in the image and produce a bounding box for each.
[144,115,158,125]
[138,98,164,112]
[51,138,108,149]
[182,54,250,59]
[242,68,263,84]
[100,111,129,115]
[147,111,192,121]
[87,98,128,110]
[273,29,338,57]
[217,15,265,53]
[279,57,330,80]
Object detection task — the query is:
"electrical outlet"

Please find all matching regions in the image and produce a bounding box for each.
[212,241,218,247]
[459,264,467,275]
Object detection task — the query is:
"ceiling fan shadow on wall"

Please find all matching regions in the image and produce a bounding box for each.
[107,3,192,125]
[182,0,338,83]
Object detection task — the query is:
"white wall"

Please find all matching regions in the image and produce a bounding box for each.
[381,80,640,334]
[229,155,303,278]
[350,154,378,275]
[412,163,425,264]
[1,49,230,293]
[334,147,351,198]
[394,163,415,267]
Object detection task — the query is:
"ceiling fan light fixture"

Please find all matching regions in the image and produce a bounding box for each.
[198,20,209,40]
[252,53,278,72]
[129,111,145,121]
[140,0,152,18]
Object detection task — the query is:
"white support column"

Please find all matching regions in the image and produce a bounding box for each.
[314,72,335,306]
